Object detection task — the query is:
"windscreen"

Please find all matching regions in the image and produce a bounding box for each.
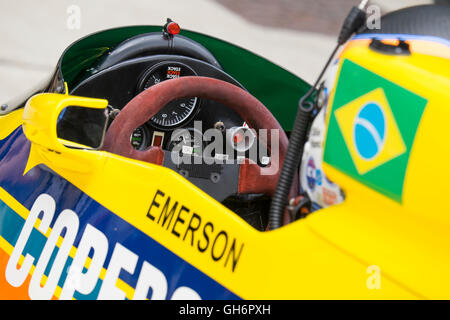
[57,106,109,149]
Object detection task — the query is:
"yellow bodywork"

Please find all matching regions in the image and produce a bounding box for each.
[0,39,449,299]
[322,39,450,299]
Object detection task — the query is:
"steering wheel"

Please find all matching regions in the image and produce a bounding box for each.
[103,76,296,210]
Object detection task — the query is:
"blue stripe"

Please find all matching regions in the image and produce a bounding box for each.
[0,127,239,299]
[353,33,450,47]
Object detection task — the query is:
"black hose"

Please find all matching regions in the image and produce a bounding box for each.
[268,107,312,230]
[268,2,367,230]
[268,45,339,230]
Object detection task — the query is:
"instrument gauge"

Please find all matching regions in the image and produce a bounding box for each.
[139,61,199,130]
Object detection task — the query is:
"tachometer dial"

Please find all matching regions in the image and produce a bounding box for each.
[139,62,199,129]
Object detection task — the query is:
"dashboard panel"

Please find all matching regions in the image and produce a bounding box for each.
[71,54,247,153]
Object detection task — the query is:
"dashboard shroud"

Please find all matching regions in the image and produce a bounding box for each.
[71,55,247,151]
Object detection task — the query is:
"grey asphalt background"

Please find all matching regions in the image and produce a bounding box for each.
[0,0,431,104]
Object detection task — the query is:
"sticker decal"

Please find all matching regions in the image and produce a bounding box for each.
[324,59,428,202]
[146,189,245,273]
[300,108,344,209]
[306,158,316,191]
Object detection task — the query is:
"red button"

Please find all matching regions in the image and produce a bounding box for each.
[153,134,163,147]
[167,22,180,35]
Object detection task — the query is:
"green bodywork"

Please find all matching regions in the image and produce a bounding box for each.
[60,26,311,131]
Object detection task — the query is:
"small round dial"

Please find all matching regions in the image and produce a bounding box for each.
[139,62,199,129]
[130,126,149,150]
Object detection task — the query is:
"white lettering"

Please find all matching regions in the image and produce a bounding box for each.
[133,261,167,300]
[5,194,55,287]
[29,209,79,299]
[6,194,202,300]
[98,242,138,299]
[171,286,201,300]
[60,224,108,299]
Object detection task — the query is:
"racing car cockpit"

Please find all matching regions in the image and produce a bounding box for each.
[43,20,310,231]
[3,3,450,300]
[16,3,448,235]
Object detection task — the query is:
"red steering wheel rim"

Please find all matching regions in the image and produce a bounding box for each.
[102,76,296,200]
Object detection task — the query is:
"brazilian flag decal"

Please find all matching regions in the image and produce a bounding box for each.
[324,59,428,203]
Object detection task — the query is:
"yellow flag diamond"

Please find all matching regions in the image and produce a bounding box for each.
[334,88,406,174]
